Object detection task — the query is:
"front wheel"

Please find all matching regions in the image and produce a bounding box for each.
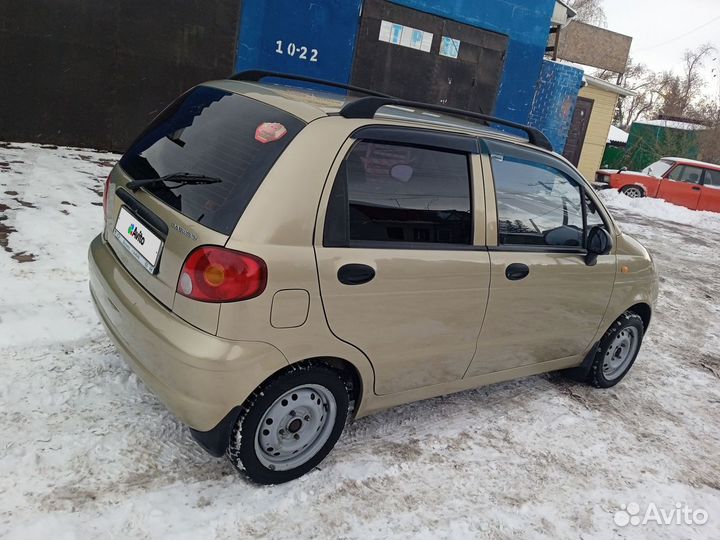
[227,365,350,484]
[620,185,645,198]
[588,312,645,388]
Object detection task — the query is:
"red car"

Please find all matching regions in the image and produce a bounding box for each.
[595,157,720,212]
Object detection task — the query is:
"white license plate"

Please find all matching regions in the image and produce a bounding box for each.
[113,207,164,273]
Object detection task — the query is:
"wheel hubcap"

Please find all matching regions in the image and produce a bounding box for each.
[624,187,641,198]
[602,327,639,380]
[255,383,337,471]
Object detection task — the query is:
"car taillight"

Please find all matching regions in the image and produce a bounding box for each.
[102,173,111,220]
[177,246,267,302]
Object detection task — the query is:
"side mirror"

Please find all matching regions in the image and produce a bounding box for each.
[620,166,628,172]
[585,226,612,266]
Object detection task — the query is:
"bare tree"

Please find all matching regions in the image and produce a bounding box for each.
[659,43,716,117]
[566,0,607,27]
[596,59,673,130]
[695,98,720,163]
[594,44,716,130]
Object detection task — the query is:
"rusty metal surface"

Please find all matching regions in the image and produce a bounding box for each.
[556,21,632,74]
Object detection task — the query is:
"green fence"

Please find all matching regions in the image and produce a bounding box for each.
[600,123,700,171]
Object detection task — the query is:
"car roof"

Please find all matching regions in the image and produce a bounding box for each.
[663,157,720,170]
[206,79,530,146]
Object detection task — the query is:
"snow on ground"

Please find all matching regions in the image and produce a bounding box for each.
[1,142,719,539]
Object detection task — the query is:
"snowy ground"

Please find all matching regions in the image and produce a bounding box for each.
[1,142,719,539]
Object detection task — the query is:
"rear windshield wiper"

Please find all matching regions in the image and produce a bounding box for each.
[126,172,222,191]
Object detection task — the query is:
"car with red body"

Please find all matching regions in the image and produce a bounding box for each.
[594,157,720,212]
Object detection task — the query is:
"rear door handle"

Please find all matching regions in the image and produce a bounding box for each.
[337,264,376,285]
[505,263,530,281]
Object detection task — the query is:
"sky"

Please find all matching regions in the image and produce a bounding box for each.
[603,0,720,96]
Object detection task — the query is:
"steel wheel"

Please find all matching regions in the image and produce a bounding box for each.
[602,327,639,380]
[254,383,337,471]
[621,186,643,198]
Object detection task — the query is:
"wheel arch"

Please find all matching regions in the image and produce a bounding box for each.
[190,355,366,457]
[627,302,652,330]
[621,183,647,197]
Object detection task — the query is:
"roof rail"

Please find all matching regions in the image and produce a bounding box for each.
[340,97,553,151]
[229,70,394,99]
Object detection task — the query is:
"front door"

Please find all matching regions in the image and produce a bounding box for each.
[698,168,720,212]
[350,0,508,114]
[657,164,703,209]
[466,139,616,377]
[563,97,594,166]
[315,131,490,395]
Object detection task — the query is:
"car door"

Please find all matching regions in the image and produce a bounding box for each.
[465,139,616,377]
[314,128,491,395]
[656,164,703,209]
[697,168,720,212]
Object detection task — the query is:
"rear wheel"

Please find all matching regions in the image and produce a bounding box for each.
[588,312,645,388]
[227,365,349,484]
[620,185,644,198]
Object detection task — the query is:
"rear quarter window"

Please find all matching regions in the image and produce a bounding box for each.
[119,86,305,235]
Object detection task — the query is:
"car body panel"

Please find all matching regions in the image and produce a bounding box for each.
[88,235,289,431]
[607,171,661,197]
[698,182,720,211]
[465,250,616,377]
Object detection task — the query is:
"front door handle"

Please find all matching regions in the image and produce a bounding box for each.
[692,186,701,191]
[505,263,530,281]
[337,264,376,285]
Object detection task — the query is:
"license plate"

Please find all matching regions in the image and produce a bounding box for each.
[113,207,163,273]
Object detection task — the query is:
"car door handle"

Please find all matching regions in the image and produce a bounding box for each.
[337,264,376,285]
[505,263,530,281]
[692,186,701,191]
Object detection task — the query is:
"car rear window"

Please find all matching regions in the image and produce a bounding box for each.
[119,86,306,235]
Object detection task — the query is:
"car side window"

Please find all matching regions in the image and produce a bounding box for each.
[703,169,720,188]
[487,141,586,248]
[668,165,703,184]
[324,141,473,247]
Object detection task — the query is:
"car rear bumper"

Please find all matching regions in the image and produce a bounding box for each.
[88,234,288,435]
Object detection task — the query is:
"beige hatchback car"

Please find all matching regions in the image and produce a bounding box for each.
[89,71,658,484]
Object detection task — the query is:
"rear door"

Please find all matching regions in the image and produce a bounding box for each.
[105,85,305,332]
[465,140,616,377]
[698,168,720,212]
[656,164,703,209]
[314,128,490,395]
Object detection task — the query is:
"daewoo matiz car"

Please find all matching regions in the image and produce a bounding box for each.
[89,71,658,484]
[595,157,720,212]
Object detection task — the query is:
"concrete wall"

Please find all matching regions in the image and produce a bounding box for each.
[527,60,584,153]
[576,84,619,179]
[388,0,556,124]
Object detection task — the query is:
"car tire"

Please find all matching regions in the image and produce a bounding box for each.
[227,364,350,485]
[587,312,645,388]
[620,185,645,198]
